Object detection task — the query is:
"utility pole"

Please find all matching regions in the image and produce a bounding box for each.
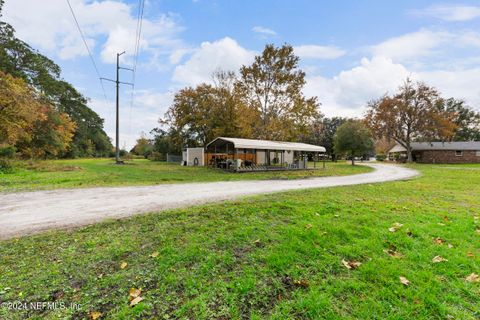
[101,51,133,164]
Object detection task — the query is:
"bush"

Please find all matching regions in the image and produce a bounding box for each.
[375,154,386,161]
[148,152,166,161]
[0,145,16,158]
[0,159,14,174]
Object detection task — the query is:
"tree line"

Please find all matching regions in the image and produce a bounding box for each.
[139,44,479,163]
[0,0,112,159]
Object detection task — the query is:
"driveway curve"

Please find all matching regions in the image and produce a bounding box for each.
[0,163,418,239]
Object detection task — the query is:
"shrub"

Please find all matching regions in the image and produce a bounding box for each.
[148,152,166,161]
[375,153,386,161]
[0,159,14,174]
[0,145,16,158]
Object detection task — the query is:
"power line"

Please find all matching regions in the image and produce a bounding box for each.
[65,0,108,100]
[128,0,145,137]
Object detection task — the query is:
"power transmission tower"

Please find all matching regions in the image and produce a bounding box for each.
[101,51,133,164]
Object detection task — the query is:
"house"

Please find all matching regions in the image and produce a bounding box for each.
[387,141,480,164]
[190,137,326,171]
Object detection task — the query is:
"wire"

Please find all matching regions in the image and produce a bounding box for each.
[128,0,145,137]
[66,0,108,101]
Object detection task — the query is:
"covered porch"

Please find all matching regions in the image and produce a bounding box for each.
[205,137,326,172]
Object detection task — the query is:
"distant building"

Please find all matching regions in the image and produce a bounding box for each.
[387,141,480,164]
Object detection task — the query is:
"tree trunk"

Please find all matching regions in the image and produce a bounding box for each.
[406,144,413,163]
[351,152,355,165]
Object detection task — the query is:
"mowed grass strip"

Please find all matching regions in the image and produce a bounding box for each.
[0,158,371,192]
[0,164,479,319]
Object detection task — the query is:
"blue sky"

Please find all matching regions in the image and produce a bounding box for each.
[4,0,480,148]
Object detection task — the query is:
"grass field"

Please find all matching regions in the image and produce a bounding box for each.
[0,158,371,192]
[0,164,479,319]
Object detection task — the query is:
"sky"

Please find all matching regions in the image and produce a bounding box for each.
[3,0,480,149]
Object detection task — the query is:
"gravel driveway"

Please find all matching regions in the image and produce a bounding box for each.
[0,163,418,240]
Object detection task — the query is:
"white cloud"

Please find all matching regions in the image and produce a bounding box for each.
[3,0,185,65]
[172,37,255,86]
[304,55,480,118]
[370,29,451,62]
[411,5,480,21]
[304,56,410,117]
[252,26,277,37]
[294,45,346,60]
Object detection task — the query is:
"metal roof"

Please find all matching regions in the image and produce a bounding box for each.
[388,141,480,152]
[207,137,326,152]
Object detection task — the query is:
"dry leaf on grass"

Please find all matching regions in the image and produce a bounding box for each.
[443,216,449,222]
[293,279,309,288]
[342,259,362,270]
[130,296,143,307]
[399,276,410,286]
[388,223,403,232]
[432,255,448,263]
[433,237,445,245]
[465,273,479,282]
[305,223,313,229]
[120,262,128,269]
[129,288,141,300]
[447,244,454,248]
[467,252,474,257]
[149,251,159,258]
[384,249,403,258]
[89,311,102,320]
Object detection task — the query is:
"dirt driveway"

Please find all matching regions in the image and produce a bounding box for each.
[0,163,418,239]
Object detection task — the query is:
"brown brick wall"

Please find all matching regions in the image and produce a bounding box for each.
[415,150,480,164]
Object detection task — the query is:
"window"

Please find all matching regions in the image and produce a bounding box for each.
[455,150,463,156]
[476,151,480,157]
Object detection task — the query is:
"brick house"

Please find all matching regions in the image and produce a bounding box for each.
[387,141,480,164]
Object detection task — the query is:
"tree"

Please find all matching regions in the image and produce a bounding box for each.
[307,116,348,160]
[0,2,112,158]
[0,71,40,145]
[237,44,320,140]
[161,71,251,148]
[435,98,480,141]
[333,120,374,165]
[131,133,153,158]
[365,79,457,162]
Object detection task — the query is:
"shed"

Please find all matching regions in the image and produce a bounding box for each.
[205,137,325,171]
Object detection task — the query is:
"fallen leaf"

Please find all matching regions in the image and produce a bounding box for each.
[129,288,142,300]
[389,223,403,232]
[433,237,445,245]
[476,229,480,234]
[130,296,143,307]
[447,243,454,248]
[384,249,403,258]
[399,276,410,286]
[443,216,449,222]
[467,252,474,257]
[150,251,159,258]
[465,273,479,282]
[293,279,309,288]
[305,224,313,229]
[342,259,362,270]
[120,262,128,269]
[89,311,102,320]
[432,255,448,263]
[406,231,414,237]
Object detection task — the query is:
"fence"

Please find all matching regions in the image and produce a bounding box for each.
[166,154,182,163]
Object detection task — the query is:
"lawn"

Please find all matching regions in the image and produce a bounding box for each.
[0,164,479,319]
[0,158,371,192]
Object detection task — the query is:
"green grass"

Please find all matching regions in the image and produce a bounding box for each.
[0,164,479,319]
[0,158,371,192]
